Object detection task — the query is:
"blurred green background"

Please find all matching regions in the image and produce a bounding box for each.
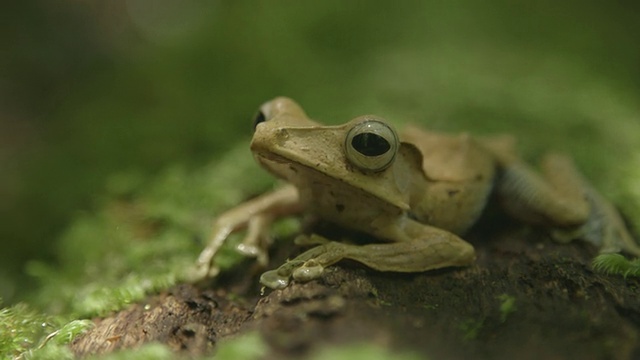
[1,0,639,304]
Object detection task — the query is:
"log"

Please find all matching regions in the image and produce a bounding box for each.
[71,218,640,359]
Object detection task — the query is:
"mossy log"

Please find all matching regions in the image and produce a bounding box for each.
[71,217,640,359]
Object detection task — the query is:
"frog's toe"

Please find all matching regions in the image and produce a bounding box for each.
[550,226,584,244]
[208,265,221,278]
[236,243,269,266]
[260,269,291,289]
[292,260,324,282]
[236,243,260,256]
[294,234,331,246]
[599,222,640,256]
[186,263,220,283]
[552,189,640,256]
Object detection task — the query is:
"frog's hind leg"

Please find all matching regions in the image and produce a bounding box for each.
[496,153,589,227]
[495,152,640,255]
[579,188,640,256]
[259,223,475,289]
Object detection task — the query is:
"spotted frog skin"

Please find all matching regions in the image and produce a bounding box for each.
[192,97,640,289]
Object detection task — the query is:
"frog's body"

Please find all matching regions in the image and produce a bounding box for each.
[193,97,640,289]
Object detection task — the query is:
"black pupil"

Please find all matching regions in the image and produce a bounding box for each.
[351,133,390,156]
[253,111,266,129]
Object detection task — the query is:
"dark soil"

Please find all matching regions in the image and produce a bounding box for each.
[71,217,640,359]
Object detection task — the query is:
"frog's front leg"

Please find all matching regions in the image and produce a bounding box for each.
[494,152,640,256]
[190,184,302,281]
[260,220,475,289]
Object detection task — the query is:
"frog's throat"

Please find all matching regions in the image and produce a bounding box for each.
[254,152,411,212]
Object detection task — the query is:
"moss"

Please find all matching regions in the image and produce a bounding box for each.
[25,141,278,318]
[458,318,485,341]
[0,301,51,359]
[0,300,92,360]
[592,254,640,278]
[497,294,517,323]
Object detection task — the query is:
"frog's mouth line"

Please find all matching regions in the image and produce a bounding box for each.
[253,151,411,212]
[253,150,337,185]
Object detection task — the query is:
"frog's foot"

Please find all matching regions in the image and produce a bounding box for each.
[259,259,308,289]
[259,269,290,289]
[292,259,325,282]
[293,234,331,247]
[260,223,476,290]
[189,185,300,283]
[260,266,294,290]
[259,259,326,289]
[235,214,273,266]
[190,215,273,282]
[260,241,347,289]
[551,188,640,256]
[187,257,221,283]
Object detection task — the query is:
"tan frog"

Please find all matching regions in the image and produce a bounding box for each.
[193,97,640,289]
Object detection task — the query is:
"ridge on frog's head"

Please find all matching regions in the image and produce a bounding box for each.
[250,97,425,212]
[253,97,311,129]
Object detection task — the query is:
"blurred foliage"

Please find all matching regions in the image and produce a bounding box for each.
[309,342,422,360]
[1,0,640,357]
[213,332,267,360]
[26,142,287,316]
[83,343,174,360]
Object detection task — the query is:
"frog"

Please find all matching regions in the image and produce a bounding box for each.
[192,97,640,289]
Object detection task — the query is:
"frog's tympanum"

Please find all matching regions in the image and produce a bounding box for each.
[193,97,640,289]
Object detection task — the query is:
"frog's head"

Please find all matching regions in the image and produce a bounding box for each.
[250,97,421,211]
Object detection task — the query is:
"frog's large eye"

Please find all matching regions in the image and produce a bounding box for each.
[345,119,399,172]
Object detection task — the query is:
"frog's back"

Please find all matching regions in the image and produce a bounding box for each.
[400,125,495,182]
[401,125,496,234]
